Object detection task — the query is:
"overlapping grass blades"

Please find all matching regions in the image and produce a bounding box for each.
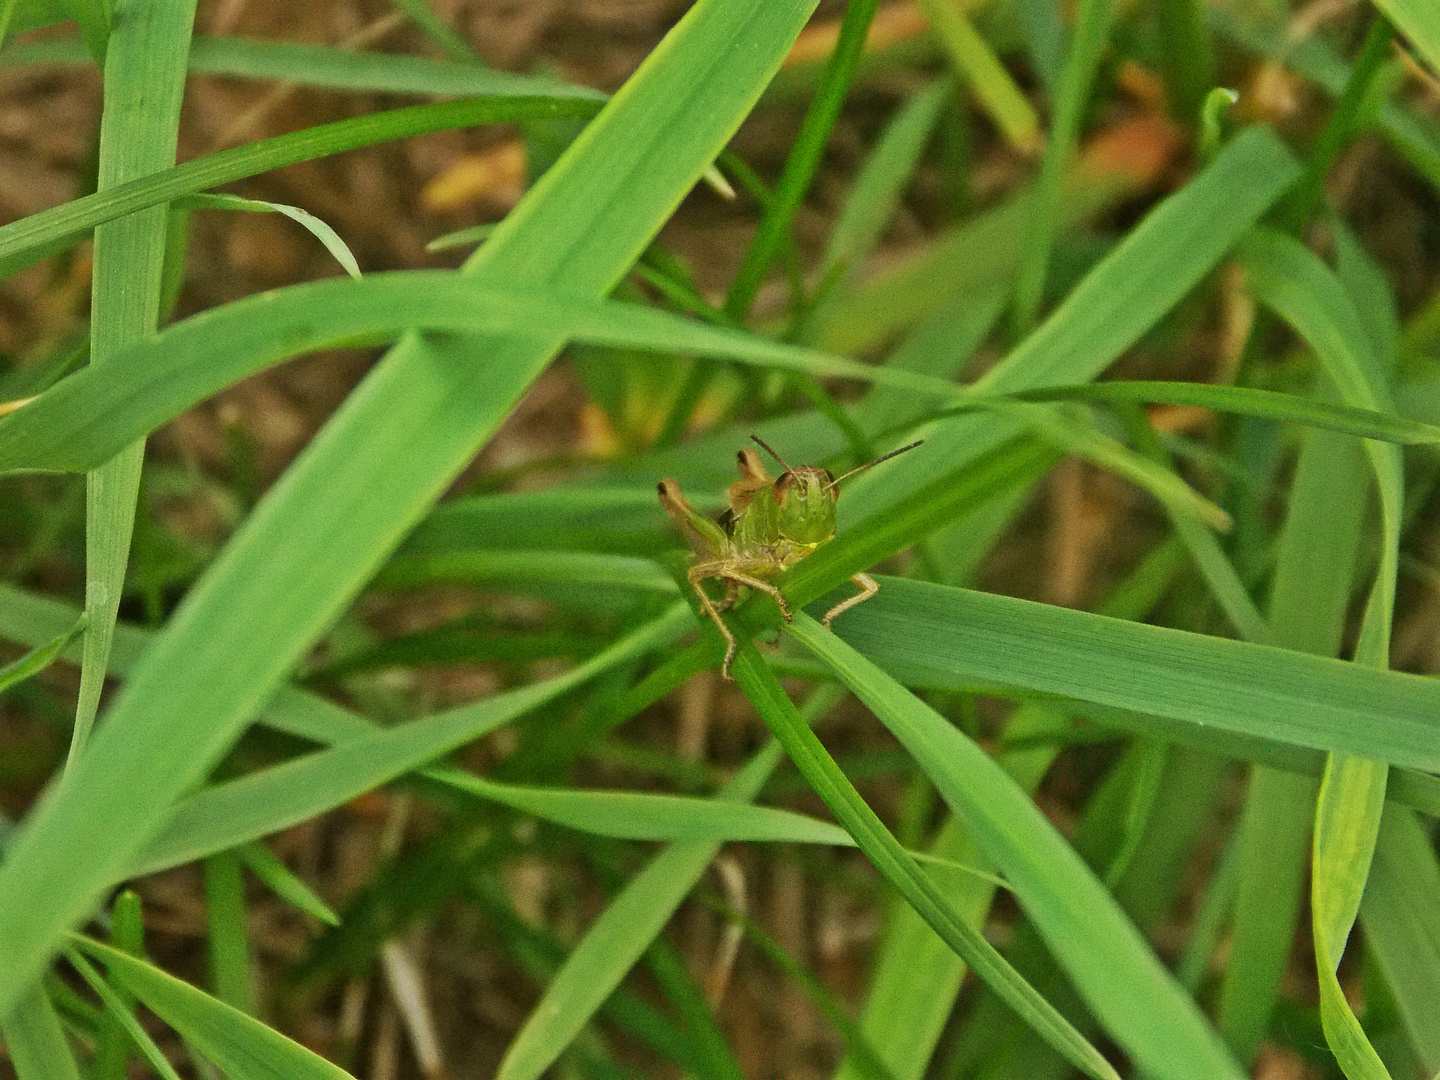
[0,0,826,1011]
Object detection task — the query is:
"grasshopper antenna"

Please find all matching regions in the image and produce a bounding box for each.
[749,434,793,473]
[829,440,923,490]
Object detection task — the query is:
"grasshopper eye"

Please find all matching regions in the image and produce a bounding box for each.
[770,471,794,503]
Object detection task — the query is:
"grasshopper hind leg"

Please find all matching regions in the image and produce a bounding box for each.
[822,572,878,628]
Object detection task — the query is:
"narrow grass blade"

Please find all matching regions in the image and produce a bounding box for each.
[236,841,339,926]
[416,770,855,845]
[1009,0,1114,332]
[390,0,480,63]
[723,0,879,320]
[1240,228,1402,1074]
[180,194,361,279]
[1012,381,1440,444]
[70,937,355,1080]
[71,0,197,775]
[817,79,949,287]
[495,740,787,1080]
[372,550,679,594]
[0,984,82,1080]
[0,97,601,278]
[0,613,84,692]
[1220,425,1364,1062]
[785,614,1243,1080]
[64,948,184,1080]
[202,851,253,1014]
[916,0,1038,152]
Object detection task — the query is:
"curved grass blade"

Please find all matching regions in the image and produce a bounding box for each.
[732,641,1120,1080]
[0,272,966,475]
[1009,380,1440,444]
[0,97,602,278]
[0,613,84,692]
[180,194,361,279]
[784,613,1243,1080]
[1240,227,1403,1077]
[69,937,355,1080]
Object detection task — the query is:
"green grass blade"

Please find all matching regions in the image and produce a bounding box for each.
[372,550,678,594]
[201,851,253,1014]
[1360,807,1440,1073]
[70,937,355,1079]
[832,704,1066,1080]
[723,0,880,320]
[0,984,82,1080]
[64,948,184,1080]
[1368,0,1440,77]
[0,613,84,692]
[785,614,1243,1080]
[1013,381,1440,444]
[71,0,196,769]
[1219,425,1365,1062]
[92,890,144,1080]
[389,0,480,63]
[732,639,1120,1080]
[1312,754,1391,1079]
[0,97,600,278]
[181,194,361,279]
[826,577,1440,770]
[236,842,339,927]
[415,770,855,845]
[0,32,596,98]
[916,0,1038,152]
[816,78,949,287]
[495,738,790,1080]
[0,273,974,475]
[1240,227,1403,1074]
[1009,0,1114,333]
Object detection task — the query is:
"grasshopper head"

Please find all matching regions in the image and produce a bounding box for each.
[770,465,839,546]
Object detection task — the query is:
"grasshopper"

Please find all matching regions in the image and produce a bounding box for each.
[658,436,922,679]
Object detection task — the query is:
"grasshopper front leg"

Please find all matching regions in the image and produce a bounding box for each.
[821,572,878,628]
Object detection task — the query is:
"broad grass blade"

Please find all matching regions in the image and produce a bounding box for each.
[786,613,1243,1080]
